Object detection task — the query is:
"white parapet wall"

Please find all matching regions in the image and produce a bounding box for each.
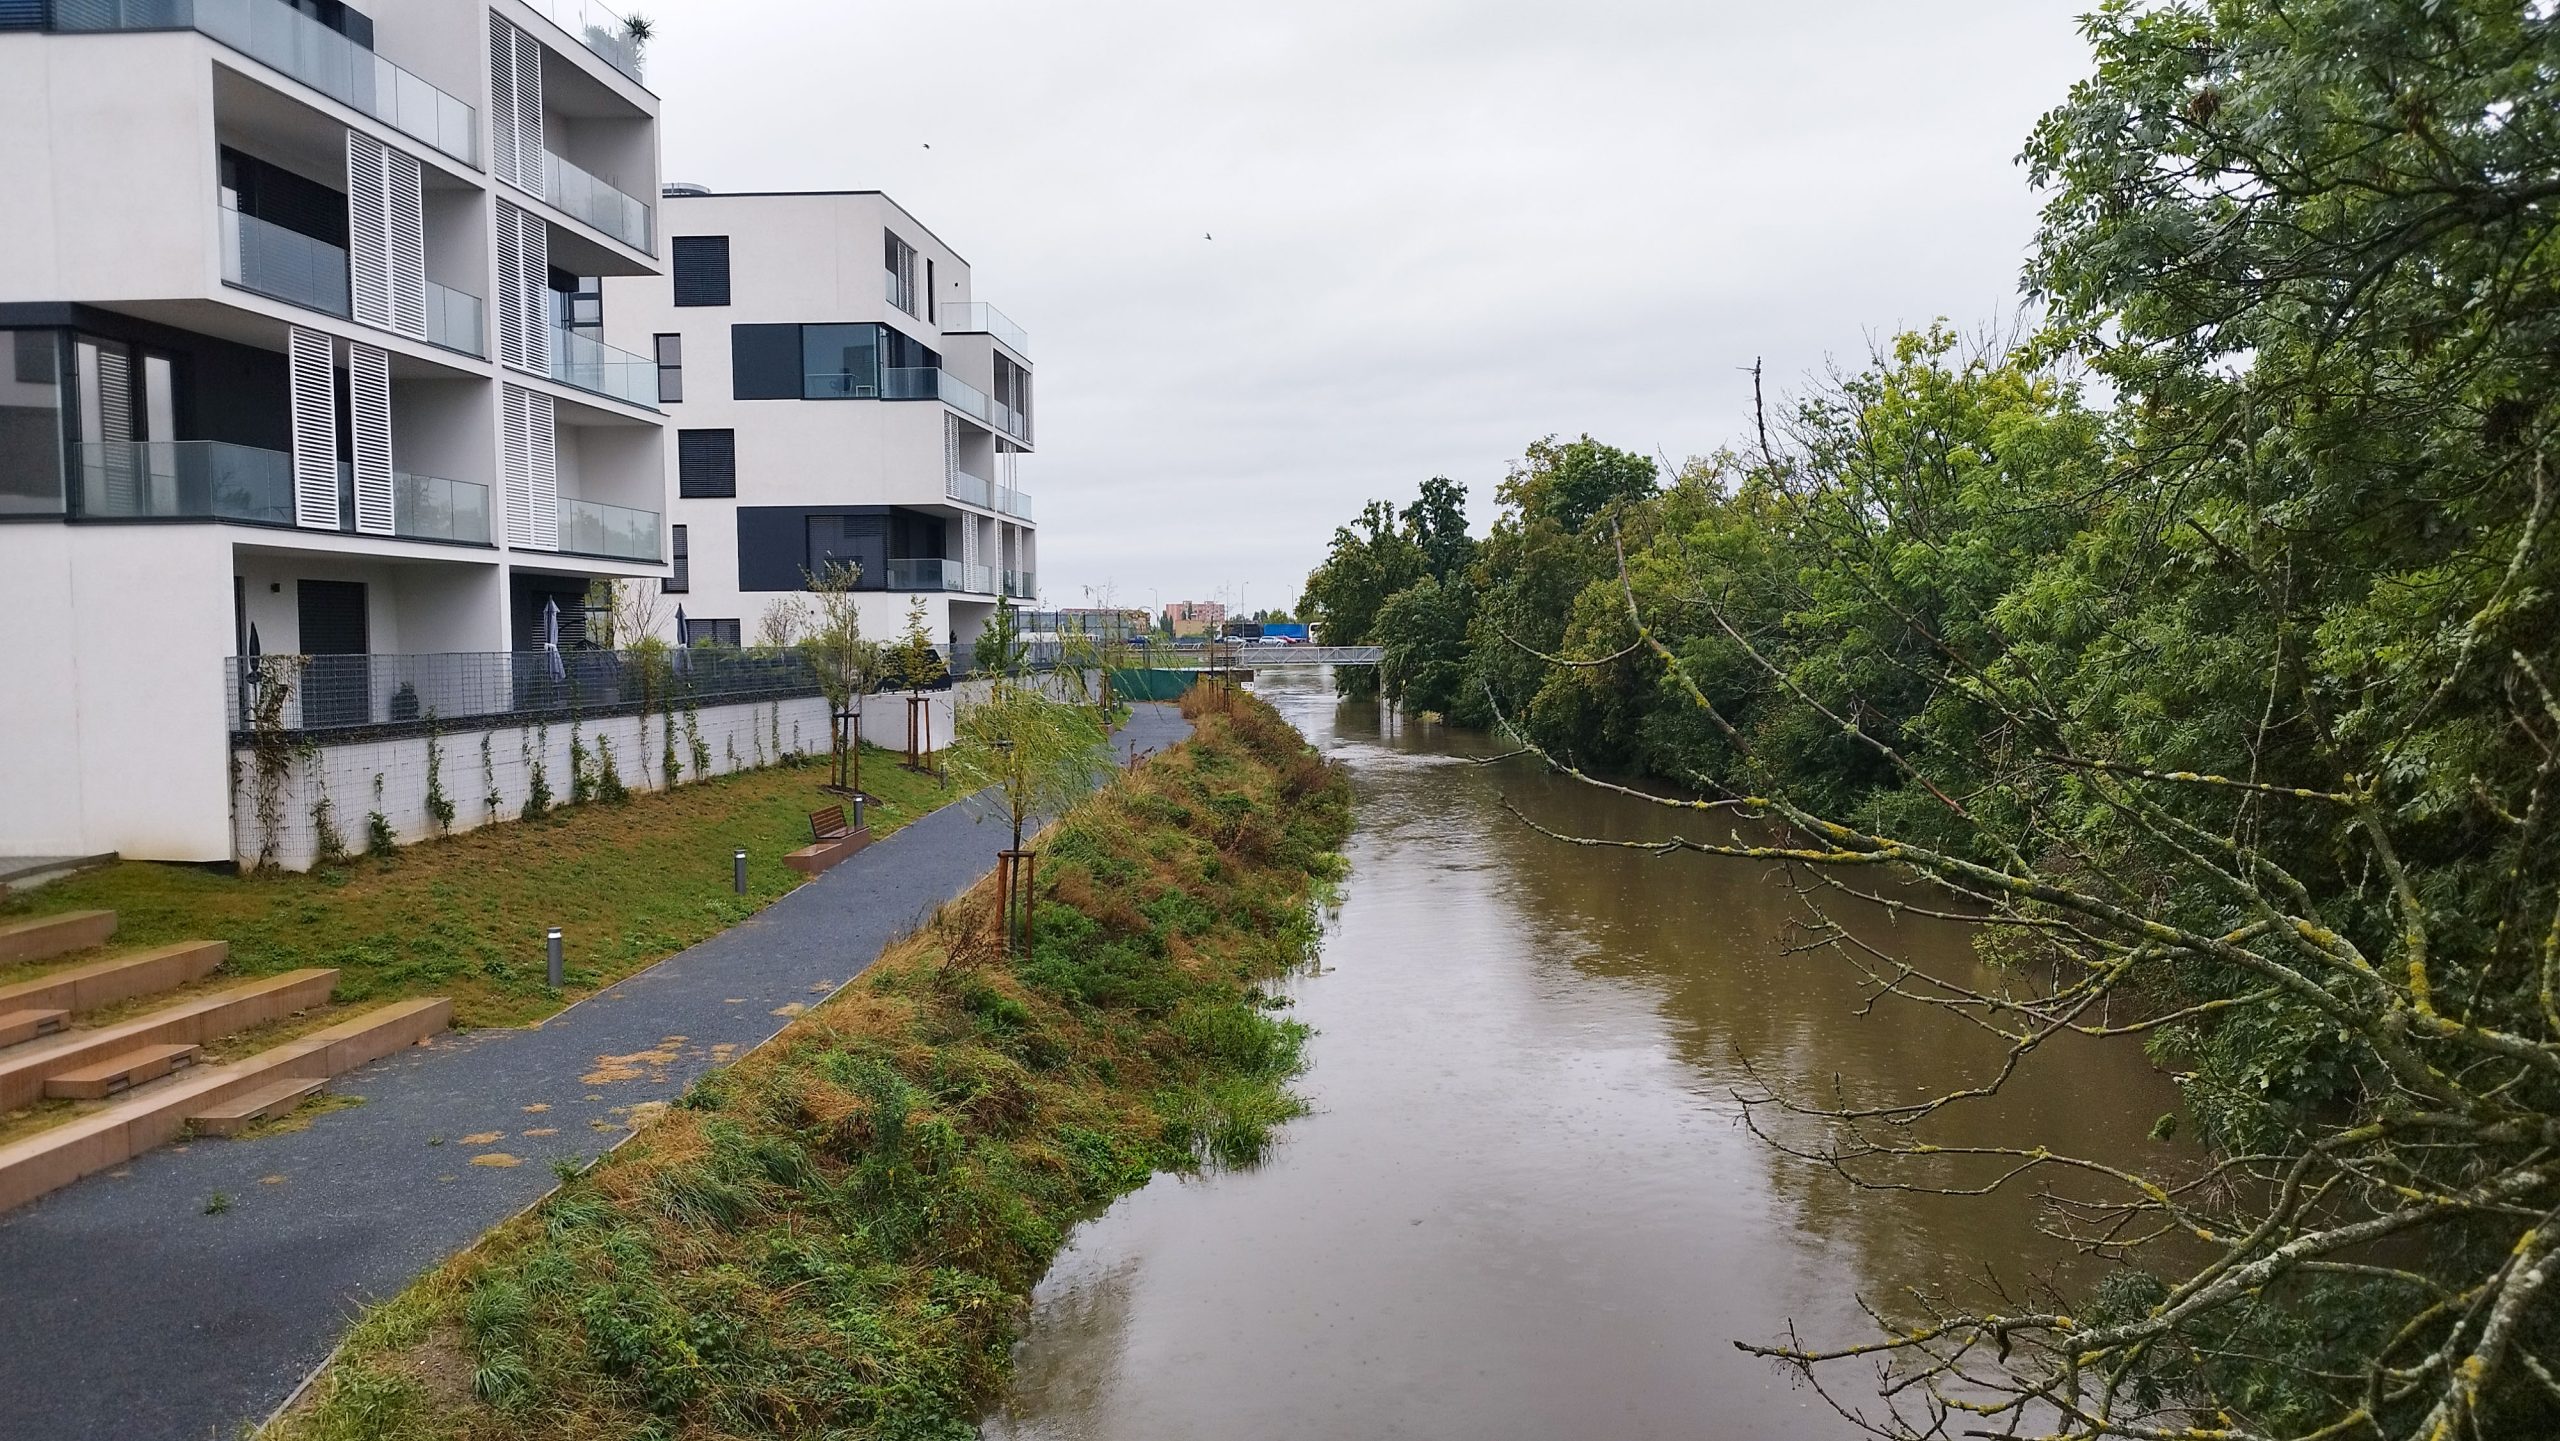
[229,694,832,872]
[225,672,1108,871]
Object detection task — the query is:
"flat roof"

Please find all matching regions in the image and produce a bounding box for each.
[657,189,970,266]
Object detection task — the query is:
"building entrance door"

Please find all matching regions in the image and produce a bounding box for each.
[297,579,370,728]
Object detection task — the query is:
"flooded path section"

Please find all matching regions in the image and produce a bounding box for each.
[986,673,2184,1440]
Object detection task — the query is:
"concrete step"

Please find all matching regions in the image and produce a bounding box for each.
[0,941,227,1018]
[0,911,116,966]
[44,1043,201,1100]
[0,1008,69,1048]
[0,995,451,1212]
[187,1076,325,1137]
[0,969,338,1112]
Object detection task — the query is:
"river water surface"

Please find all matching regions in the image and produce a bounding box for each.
[985,672,2185,1439]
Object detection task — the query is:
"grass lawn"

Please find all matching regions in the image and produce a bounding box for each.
[0,745,958,1029]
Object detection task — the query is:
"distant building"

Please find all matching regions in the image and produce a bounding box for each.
[1163,600,1224,638]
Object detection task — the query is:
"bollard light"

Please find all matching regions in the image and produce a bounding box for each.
[733,847,748,894]
[851,796,867,830]
[546,927,564,988]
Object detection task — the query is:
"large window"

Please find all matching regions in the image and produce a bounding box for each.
[0,330,65,515]
[672,236,731,307]
[883,232,916,316]
[677,429,736,498]
[733,323,941,401]
[665,523,688,593]
[653,333,682,403]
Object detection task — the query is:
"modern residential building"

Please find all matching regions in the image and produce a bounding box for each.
[600,188,1035,654]
[0,0,672,863]
[1164,600,1225,638]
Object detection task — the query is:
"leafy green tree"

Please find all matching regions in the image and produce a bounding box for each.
[796,562,880,794]
[947,684,1114,951]
[1373,573,1474,717]
[889,596,945,692]
[1296,499,1425,697]
[1402,474,1476,584]
[973,596,1028,678]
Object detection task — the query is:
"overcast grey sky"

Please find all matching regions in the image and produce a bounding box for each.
[635,1,2095,617]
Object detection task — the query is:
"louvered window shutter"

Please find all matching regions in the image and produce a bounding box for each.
[488,18,518,187]
[289,327,340,530]
[347,130,391,330]
[513,23,543,197]
[494,203,525,369]
[349,343,394,535]
[502,385,533,546]
[387,149,426,336]
[526,388,557,550]
[520,206,549,373]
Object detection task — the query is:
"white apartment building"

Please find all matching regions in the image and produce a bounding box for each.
[0,0,672,862]
[601,189,1036,654]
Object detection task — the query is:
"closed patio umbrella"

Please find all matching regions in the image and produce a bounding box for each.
[541,597,566,682]
[243,624,263,720]
[673,605,692,675]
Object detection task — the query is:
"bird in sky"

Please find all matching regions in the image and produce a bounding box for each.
[1204,232,1213,240]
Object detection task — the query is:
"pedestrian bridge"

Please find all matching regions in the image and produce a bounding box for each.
[1134,646,1381,668]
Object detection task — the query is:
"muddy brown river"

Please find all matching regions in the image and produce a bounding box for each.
[984,671,2186,1439]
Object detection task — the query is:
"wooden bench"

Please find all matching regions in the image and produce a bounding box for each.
[788,806,873,876]
[0,1009,68,1049]
[45,1042,200,1100]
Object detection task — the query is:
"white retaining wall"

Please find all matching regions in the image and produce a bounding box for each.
[227,672,1104,871]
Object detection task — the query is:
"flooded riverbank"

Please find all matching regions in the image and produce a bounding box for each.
[986,671,2185,1440]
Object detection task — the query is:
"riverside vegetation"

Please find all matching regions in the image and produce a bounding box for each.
[1301,2,2560,1436]
[266,688,1352,1441]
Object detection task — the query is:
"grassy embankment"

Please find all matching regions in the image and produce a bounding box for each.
[0,743,949,1030]
[267,689,1351,1441]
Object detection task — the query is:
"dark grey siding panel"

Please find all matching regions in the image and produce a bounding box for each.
[0,0,46,29]
[676,428,736,497]
[729,324,800,400]
[735,506,810,591]
[671,236,730,306]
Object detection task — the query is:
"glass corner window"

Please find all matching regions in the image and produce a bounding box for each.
[0,329,69,516]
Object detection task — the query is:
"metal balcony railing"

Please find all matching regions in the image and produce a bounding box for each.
[941,301,1029,356]
[222,203,349,317]
[424,281,483,357]
[557,496,660,561]
[57,0,476,162]
[548,328,659,409]
[542,149,652,252]
[393,472,489,544]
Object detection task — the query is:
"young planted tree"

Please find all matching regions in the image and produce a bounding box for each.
[796,562,880,796]
[889,596,946,770]
[972,595,1028,678]
[947,683,1114,952]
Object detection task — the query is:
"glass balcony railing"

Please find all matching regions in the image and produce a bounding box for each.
[1001,487,1034,521]
[542,149,652,253]
[424,280,484,357]
[393,472,489,544]
[548,328,658,409]
[946,470,992,509]
[1005,569,1037,600]
[222,203,349,317]
[72,440,294,524]
[558,496,659,561]
[57,0,476,163]
[883,558,962,592]
[967,564,996,596]
[522,0,647,83]
[942,301,1029,356]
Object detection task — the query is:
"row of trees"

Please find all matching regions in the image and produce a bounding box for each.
[1302,1,2560,1436]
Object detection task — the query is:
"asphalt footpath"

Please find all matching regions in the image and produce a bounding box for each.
[0,703,1193,1441]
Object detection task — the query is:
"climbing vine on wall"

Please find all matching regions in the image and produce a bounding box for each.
[245,654,305,871]
[424,711,456,833]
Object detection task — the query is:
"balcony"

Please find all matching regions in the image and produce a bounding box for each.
[558,496,660,561]
[72,440,293,524]
[222,204,349,317]
[421,281,484,357]
[1001,487,1034,521]
[393,473,490,545]
[59,0,476,163]
[946,470,992,509]
[1005,569,1036,600]
[548,328,658,409]
[542,150,653,253]
[522,0,647,83]
[880,367,1030,443]
[942,302,1029,357]
[967,563,995,595]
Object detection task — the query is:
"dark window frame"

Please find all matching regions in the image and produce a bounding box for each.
[665,522,689,593]
[653,332,682,403]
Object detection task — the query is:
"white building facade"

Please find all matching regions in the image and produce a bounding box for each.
[601,189,1036,654]
[0,0,671,863]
